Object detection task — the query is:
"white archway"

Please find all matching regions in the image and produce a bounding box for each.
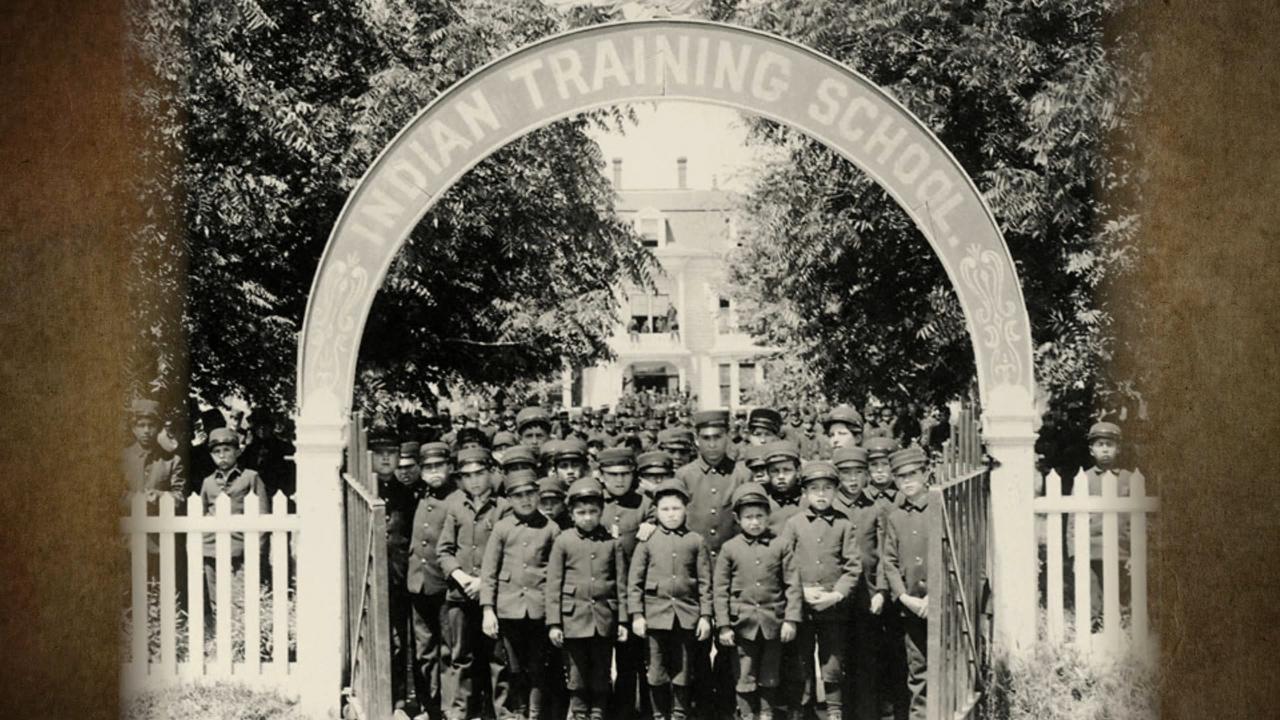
[291,20,1039,716]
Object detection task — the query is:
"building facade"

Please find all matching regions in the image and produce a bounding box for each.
[573,158,776,410]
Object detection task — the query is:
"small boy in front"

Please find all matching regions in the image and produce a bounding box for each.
[200,426,269,621]
[1065,421,1132,628]
[714,483,801,720]
[882,447,932,720]
[628,477,712,720]
[779,460,860,720]
[480,468,560,720]
[546,478,629,720]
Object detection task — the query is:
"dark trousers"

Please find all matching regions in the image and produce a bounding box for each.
[902,617,927,720]
[442,601,502,720]
[497,618,548,720]
[731,634,781,720]
[546,641,570,720]
[846,608,882,720]
[775,628,808,714]
[390,581,413,705]
[797,618,847,714]
[564,635,613,718]
[202,554,244,629]
[692,637,736,720]
[412,592,449,720]
[611,631,648,720]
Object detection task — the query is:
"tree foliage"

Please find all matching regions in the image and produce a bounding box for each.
[128,0,654,418]
[724,0,1149,424]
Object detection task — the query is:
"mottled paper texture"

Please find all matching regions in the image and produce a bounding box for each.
[2,1,1278,719]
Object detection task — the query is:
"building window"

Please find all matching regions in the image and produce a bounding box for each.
[739,362,756,404]
[717,297,736,333]
[635,209,665,248]
[718,363,732,407]
[626,283,674,335]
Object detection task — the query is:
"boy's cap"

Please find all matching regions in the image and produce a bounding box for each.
[762,439,801,464]
[636,450,674,473]
[1087,422,1122,442]
[658,427,695,448]
[832,446,869,468]
[491,430,518,449]
[499,444,537,468]
[418,442,451,462]
[747,407,782,434]
[865,426,893,440]
[538,475,567,498]
[455,426,490,447]
[822,404,864,430]
[863,437,898,459]
[652,477,690,503]
[741,443,769,470]
[503,468,539,495]
[799,460,840,486]
[597,446,636,470]
[455,447,491,472]
[556,437,588,461]
[731,482,772,512]
[515,407,551,433]
[208,427,240,449]
[367,426,399,450]
[890,447,929,474]
[566,478,605,504]
[398,441,421,459]
[131,398,161,419]
[586,431,610,448]
[692,409,730,428]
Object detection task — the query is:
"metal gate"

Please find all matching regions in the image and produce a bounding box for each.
[927,405,993,720]
[342,412,393,720]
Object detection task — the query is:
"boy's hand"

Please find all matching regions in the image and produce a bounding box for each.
[548,626,564,648]
[463,576,483,600]
[811,591,843,612]
[696,616,712,642]
[916,595,929,618]
[780,621,797,644]
[802,586,825,605]
[632,616,647,638]
[617,624,629,643]
[900,595,927,618]
[636,523,656,542]
[718,627,735,647]
[482,607,499,639]
[869,593,885,615]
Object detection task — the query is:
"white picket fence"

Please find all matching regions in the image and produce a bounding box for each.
[120,491,300,696]
[1034,469,1158,661]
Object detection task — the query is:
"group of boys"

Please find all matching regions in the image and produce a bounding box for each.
[379,402,940,720]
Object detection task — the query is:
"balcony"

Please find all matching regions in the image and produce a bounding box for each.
[612,330,687,357]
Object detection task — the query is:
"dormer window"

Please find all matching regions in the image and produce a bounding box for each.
[635,208,665,248]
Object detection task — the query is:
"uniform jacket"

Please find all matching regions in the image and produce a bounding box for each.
[883,492,931,609]
[627,523,712,631]
[381,476,425,587]
[200,466,269,557]
[1065,467,1132,561]
[480,510,560,619]
[604,491,651,561]
[712,529,802,640]
[545,524,628,639]
[677,455,752,559]
[123,442,187,499]
[780,507,860,621]
[833,487,889,607]
[765,487,806,536]
[437,490,508,603]
[407,481,457,595]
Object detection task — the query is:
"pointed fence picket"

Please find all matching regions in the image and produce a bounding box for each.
[1035,468,1159,660]
[120,486,300,697]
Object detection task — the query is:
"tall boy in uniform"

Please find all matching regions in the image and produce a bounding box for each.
[546,479,630,720]
[881,447,931,720]
[714,483,802,720]
[599,447,652,720]
[761,440,805,535]
[480,469,560,720]
[863,435,907,718]
[779,461,861,720]
[408,442,457,720]
[832,446,888,720]
[437,448,508,720]
[629,478,713,720]
[535,475,572,720]
[391,441,427,709]
[199,427,269,623]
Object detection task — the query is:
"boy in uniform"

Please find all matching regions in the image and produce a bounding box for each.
[629,478,713,720]
[822,405,865,461]
[408,442,457,720]
[714,484,801,720]
[480,468,560,720]
[761,440,805,534]
[882,447,932,720]
[832,446,889,720]
[516,407,552,455]
[747,408,783,446]
[636,449,675,498]
[742,444,770,485]
[554,437,590,486]
[199,427,269,621]
[779,460,860,720]
[1066,421,1132,628]
[437,448,508,720]
[546,479,630,720]
[658,427,697,471]
[535,477,573,720]
[391,441,427,708]
[599,446,652,720]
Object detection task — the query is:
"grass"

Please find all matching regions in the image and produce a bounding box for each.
[982,641,1158,720]
[122,682,311,720]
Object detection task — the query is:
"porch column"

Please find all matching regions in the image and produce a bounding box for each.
[982,385,1040,657]
[728,361,741,409]
[561,364,573,409]
[293,394,348,718]
[677,363,688,393]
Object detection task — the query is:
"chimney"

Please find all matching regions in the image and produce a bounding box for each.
[612,158,623,188]
[676,156,688,189]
